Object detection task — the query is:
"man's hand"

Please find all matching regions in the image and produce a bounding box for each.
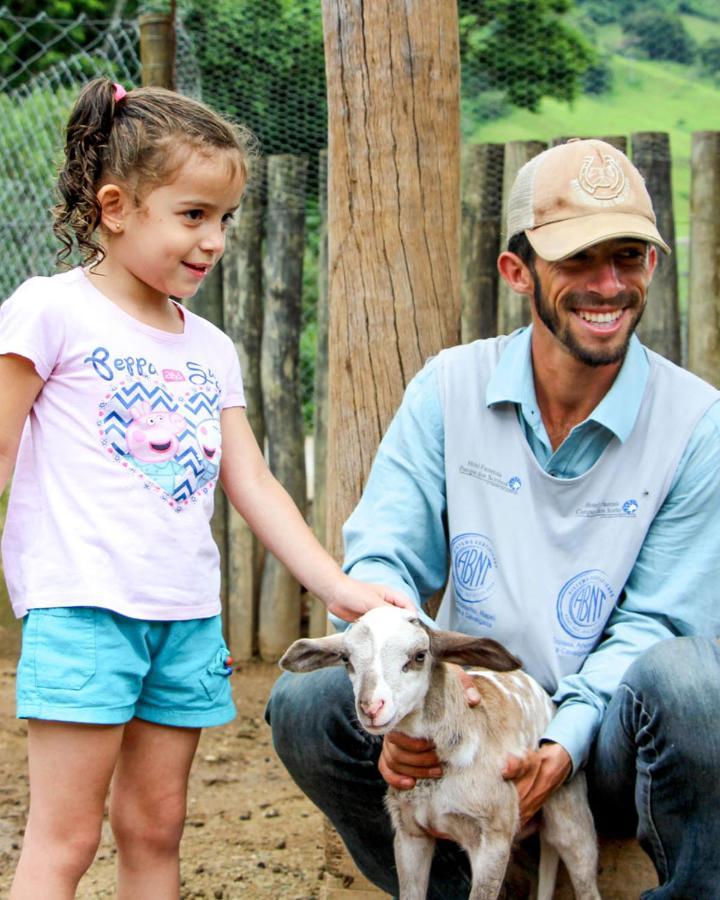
[379,731,442,789]
[448,663,482,706]
[378,666,481,790]
[502,742,572,827]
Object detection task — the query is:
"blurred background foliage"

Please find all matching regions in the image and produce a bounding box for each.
[0,0,719,431]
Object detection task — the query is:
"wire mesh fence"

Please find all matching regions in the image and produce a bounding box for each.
[174,0,326,424]
[0,0,719,654]
[0,8,142,297]
[1,0,719,418]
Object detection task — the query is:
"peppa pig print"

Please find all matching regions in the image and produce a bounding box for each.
[195,418,222,490]
[125,401,187,494]
[98,377,224,510]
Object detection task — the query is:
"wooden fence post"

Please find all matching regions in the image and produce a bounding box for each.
[497,140,546,334]
[461,143,504,342]
[688,131,720,386]
[552,135,627,152]
[321,1,460,892]
[631,132,680,364]
[139,12,175,89]
[598,136,628,153]
[258,154,308,661]
[222,160,267,660]
[308,149,330,638]
[321,0,461,561]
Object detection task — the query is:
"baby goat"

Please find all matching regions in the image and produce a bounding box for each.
[280,606,600,900]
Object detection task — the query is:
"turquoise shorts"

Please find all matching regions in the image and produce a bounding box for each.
[16,607,236,728]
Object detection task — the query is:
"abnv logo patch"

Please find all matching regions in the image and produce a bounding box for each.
[557,569,615,642]
[451,533,497,604]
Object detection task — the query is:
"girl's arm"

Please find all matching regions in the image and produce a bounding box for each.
[219,406,414,622]
[0,355,44,497]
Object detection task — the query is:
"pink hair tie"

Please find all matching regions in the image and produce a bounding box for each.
[113,82,127,103]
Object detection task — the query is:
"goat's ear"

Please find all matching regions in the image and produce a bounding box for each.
[279,633,347,673]
[428,630,521,671]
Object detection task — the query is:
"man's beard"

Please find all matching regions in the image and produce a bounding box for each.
[531,269,645,368]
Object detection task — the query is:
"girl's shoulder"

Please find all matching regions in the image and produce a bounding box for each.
[3,267,86,315]
[178,303,237,354]
[0,270,88,379]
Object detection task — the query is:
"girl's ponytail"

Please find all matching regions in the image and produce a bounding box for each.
[52,77,253,270]
[53,78,123,267]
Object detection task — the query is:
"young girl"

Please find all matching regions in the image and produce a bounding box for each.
[0,78,412,898]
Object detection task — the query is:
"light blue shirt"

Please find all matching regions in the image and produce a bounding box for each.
[343,327,720,769]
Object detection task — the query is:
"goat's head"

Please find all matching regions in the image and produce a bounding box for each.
[279,606,520,735]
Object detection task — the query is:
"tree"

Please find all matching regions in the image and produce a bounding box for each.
[582,55,614,94]
[458,0,595,113]
[622,9,696,63]
[183,0,599,152]
[699,38,720,76]
[182,0,326,159]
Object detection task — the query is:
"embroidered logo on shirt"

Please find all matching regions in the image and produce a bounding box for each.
[575,498,640,518]
[451,533,497,604]
[556,569,614,645]
[459,460,523,495]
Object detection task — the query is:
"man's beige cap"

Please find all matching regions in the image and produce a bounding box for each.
[506,138,671,261]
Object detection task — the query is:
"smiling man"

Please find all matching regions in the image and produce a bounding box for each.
[267,140,720,898]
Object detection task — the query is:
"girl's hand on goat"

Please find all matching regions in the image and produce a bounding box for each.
[379,732,443,789]
[325,576,416,622]
[502,742,572,826]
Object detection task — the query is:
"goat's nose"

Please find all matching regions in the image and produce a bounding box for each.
[360,698,385,719]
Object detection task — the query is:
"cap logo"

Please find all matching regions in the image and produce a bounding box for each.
[575,154,626,201]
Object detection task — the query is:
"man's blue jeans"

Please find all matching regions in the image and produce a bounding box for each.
[265,636,720,898]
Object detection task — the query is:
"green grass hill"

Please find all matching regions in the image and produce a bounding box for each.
[467,54,720,238]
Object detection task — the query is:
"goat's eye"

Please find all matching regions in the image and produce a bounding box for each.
[403,650,426,671]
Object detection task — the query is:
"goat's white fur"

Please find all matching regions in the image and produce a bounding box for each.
[280,606,601,900]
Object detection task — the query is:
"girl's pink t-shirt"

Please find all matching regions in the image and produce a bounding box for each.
[0,268,245,620]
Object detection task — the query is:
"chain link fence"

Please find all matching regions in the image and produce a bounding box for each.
[0,8,142,297]
[174,0,326,428]
[1,1,719,418]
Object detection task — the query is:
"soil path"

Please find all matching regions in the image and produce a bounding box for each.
[0,635,657,899]
[0,652,326,899]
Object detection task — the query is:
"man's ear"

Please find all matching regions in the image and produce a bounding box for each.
[96,183,131,235]
[497,250,535,296]
[647,244,658,280]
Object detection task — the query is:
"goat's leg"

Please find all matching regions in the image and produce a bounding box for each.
[465,834,512,900]
[537,832,560,900]
[393,828,435,900]
[542,778,601,900]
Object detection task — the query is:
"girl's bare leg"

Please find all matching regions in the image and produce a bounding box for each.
[11,720,125,900]
[109,717,201,900]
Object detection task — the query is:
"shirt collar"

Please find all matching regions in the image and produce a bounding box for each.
[486,326,649,443]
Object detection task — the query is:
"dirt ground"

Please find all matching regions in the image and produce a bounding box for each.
[0,625,658,899]
[0,632,328,899]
